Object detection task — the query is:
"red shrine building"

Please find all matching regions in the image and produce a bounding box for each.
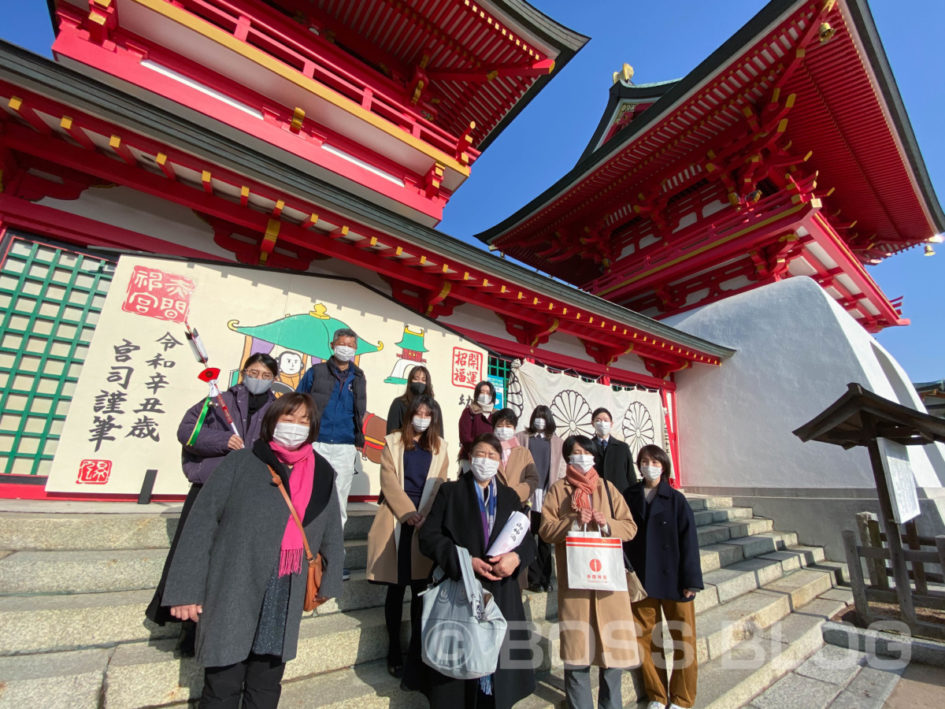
[0,0,941,502]
[479,0,943,333]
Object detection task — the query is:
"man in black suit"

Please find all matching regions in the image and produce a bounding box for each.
[589,407,636,499]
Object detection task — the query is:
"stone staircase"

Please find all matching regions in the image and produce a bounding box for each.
[0,495,850,708]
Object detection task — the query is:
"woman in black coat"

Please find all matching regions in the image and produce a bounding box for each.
[146,353,279,650]
[418,433,537,708]
[163,393,344,709]
[625,445,702,709]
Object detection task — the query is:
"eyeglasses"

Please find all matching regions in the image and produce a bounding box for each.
[243,369,274,380]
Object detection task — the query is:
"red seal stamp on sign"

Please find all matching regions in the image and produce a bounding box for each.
[77,459,112,484]
[122,266,195,324]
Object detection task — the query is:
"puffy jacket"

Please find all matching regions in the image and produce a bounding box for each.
[296,360,367,447]
[176,384,274,484]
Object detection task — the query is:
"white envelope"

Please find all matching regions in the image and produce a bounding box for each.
[485,510,530,557]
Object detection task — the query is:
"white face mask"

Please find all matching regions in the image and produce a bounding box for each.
[532,418,546,431]
[477,393,493,407]
[494,426,515,441]
[641,464,662,481]
[470,456,499,482]
[569,454,595,473]
[272,422,309,450]
[412,416,432,432]
[244,376,273,395]
[594,420,611,437]
[332,345,356,362]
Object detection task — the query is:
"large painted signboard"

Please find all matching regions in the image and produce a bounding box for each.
[47,255,486,496]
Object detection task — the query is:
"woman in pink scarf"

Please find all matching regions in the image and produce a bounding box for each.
[163,393,344,709]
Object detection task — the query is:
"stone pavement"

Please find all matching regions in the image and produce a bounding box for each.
[885,661,945,707]
[741,643,919,708]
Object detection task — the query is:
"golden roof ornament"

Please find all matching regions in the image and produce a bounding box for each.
[612,63,634,85]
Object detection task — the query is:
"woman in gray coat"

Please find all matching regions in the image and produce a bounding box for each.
[163,393,344,708]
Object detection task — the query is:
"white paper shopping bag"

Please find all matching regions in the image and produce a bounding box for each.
[565,530,627,592]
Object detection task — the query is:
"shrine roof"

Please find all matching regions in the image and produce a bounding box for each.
[47,0,588,154]
[478,0,944,258]
[793,382,945,449]
[0,40,735,368]
[577,76,680,162]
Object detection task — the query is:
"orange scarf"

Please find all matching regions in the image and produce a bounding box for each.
[565,464,599,511]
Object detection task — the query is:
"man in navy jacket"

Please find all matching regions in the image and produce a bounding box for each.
[297,328,367,579]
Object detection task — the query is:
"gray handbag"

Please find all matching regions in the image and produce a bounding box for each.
[420,545,508,679]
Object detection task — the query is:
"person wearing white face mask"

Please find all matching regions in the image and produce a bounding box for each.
[540,435,639,709]
[163,393,344,708]
[625,445,702,709]
[491,408,539,506]
[385,365,444,436]
[589,407,635,501]
[516,406,566,591]
[147,353,280,651]
[296,327,368,581]
[458,380,497,464]
[418,433,537,708]
[366,397,449,687]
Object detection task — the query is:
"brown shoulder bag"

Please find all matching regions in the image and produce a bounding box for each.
[268,466,326,611]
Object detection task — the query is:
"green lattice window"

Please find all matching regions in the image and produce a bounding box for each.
[0,234,115,475]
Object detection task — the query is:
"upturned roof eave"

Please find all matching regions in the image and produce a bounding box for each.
[477,0,590,151]
[576,78,680,164]
[0,40,734,362]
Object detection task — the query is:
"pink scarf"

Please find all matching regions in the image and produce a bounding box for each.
[500,434,519,465]
[269,440,316,577]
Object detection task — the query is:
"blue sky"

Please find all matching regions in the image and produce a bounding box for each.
[4,1,943,381]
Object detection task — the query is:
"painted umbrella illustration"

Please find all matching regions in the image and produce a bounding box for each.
[228,303,383,365]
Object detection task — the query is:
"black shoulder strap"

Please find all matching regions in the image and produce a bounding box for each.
[602,479,635,573]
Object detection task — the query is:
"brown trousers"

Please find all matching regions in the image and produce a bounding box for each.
[631,596,698,708]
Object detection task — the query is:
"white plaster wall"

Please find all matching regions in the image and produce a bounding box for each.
[39,187,231,259]
[666,277,945,490]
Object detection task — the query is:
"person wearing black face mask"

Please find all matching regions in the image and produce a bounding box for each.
[386,365,443,436]
[147,352,279,653]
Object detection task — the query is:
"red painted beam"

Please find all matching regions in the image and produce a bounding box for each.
[449,324,675,392]
[0,194,226,261]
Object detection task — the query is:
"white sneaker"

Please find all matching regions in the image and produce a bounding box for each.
[647,702,665,709]
[668,704,687,709]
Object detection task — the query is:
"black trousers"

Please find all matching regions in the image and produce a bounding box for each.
[200,653,285,709]
[527,510,553,588]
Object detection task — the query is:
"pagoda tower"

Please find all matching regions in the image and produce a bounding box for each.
[479,0,944,335]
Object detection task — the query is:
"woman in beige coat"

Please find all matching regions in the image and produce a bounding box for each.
[540,434,639,709]
[492,408,539,505]
[366,396,449,687]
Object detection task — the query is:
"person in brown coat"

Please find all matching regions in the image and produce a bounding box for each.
[365,396,449,686]
[492,408,539,505]
[540,435,639,709]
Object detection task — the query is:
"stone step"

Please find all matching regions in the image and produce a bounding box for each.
[685,495,735,511]
[0,539,369,597]
[693,506,753,527]
[0,508,375,552]
[524,539,829,627]
[697,518,775,546]
[0,548,378,657]
[2,554,838,706]
[697,590,849,709]
[699,534,813,574]
[0,647,114,708]
[271,579,844,709]
[100,603,409,707]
